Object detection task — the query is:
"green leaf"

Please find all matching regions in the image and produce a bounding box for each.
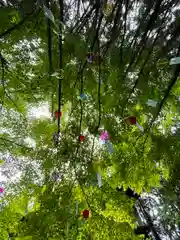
[0,160,4,165]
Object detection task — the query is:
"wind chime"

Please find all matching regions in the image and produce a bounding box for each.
[53,110,62,121]
[87,52,101,64]
[82,209,90,219]
[75,200,91,220]
[0,187,4,194]
[44,1,149,225]
[79,93,88,101]
[99,129,114,154]
[125,116,144,132]
[79,134,85,142]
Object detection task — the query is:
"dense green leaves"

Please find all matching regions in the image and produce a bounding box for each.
[0,0,180,239]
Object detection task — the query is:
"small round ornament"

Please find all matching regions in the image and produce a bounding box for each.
[79,135,85,142]
[125,116,144,132]
[80,93,88,101]
[55,111,62,118]
[125,116,137,125]
[82,209,90,219]
[53,132,59,146]
[53,110,62,121]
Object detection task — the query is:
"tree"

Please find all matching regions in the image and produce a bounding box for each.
[0,0,180,239]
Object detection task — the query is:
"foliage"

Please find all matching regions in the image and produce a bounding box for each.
[0,0,180,239]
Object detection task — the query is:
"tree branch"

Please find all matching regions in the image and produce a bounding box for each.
[0,9,35,39]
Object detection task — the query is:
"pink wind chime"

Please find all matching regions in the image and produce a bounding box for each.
[0,187,4,194]
[95,130,114,188]
[100,130,114,154]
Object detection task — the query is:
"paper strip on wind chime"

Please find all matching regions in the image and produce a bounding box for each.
[25,205,28,215]
[146,99,158,107]
[97,173,102,188]
[43,5,55,23]
[76,201,78,215]
[125,116,144,132]
[169,57,180,65]
[105,140,114,154]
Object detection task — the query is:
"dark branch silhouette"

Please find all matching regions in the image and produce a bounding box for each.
[0,9,35,39]
[116,187,140,200]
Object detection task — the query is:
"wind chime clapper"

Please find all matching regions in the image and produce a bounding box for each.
[125,116,144,132]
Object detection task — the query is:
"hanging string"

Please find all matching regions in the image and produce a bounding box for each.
[79,73,84,137]
[45,0,54,117]
[97,37,101,129]
[80,65,84,94]
[57,0,64,135]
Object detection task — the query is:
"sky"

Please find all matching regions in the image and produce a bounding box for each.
[0,103,51,184]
